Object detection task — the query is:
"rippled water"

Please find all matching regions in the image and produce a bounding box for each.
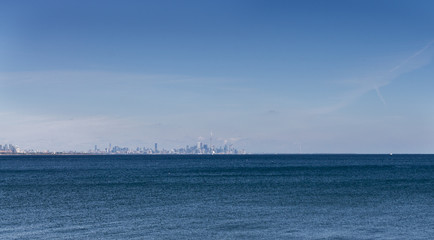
[1,154,433,239]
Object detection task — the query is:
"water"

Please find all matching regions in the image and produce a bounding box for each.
[1,154,433,239]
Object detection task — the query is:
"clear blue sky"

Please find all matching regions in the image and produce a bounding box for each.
[1,0,433,153]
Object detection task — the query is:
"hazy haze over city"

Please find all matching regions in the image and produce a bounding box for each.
[1,0,434,153]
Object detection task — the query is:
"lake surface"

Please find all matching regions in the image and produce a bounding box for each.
[1,154,433,239]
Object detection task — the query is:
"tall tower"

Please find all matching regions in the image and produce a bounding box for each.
[154,143,158,153]
[210,132,213,149]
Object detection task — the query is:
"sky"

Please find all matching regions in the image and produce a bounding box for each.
[1,0,434,153]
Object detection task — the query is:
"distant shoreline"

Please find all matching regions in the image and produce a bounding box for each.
[1,153,432,156]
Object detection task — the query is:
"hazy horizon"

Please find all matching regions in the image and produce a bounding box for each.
[1,0,434,153]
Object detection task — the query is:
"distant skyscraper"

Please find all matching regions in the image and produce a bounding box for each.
[154,143,158,153]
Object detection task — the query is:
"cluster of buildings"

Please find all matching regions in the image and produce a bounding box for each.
[0,142,246,155]
[0,144,20,154]
[92,142,246,155]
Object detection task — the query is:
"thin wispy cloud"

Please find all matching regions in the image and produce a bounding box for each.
[311,41,434,115]
[0,71,245,88]
[374,85,387,106]
[389,40,434,73]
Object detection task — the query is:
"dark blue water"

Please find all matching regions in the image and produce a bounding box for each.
[1,154,433,239]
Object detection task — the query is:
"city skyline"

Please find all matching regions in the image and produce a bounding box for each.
[0,140,246,155]
[1,1,434,153]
